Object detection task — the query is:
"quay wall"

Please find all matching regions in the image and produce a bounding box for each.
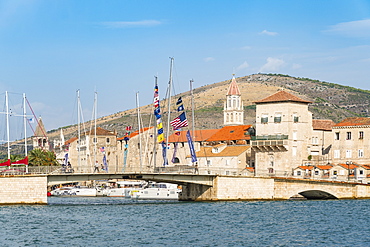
[0,176,47,204]
[181,176,370,201]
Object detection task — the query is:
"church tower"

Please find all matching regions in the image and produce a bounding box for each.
[223,75,244,125]
[32,117,49,150]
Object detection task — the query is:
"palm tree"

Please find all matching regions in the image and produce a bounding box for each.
[28,149,45,166]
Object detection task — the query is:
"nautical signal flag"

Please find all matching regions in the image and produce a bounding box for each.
[170,112,188,130]
[177,104,184,112]
[176,97,182,105]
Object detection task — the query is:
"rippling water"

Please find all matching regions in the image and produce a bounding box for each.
[1,197,370,246]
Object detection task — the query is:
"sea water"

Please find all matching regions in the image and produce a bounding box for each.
[1,197,370,246]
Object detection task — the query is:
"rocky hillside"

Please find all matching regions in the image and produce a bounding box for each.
[41,73,370,142]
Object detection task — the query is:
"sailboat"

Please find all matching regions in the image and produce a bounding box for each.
[0,92,33,174]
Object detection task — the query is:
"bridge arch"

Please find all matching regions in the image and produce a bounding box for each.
[294,190,338,200]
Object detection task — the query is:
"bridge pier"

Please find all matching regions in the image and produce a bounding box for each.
[0,176,47,205]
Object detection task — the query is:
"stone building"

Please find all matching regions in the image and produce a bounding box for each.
[251,90,334,176]
[332,117,370,164]
[67,127,117,173]
[32,117,49,150]
[223,76,244,126]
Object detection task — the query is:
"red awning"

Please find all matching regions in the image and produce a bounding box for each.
[0,159,11,166]
[11,156,28,165]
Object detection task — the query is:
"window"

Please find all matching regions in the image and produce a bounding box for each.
[297,171,301,176]
[312,137,318,145]
[93,138,97,143]
[346,132,352,140]
[359,149,364,158]
[359,170,364,175]
[268,168,274,174]
[293,131,297,141]
[334,150,340,158]
[207,160,212,166]
[315,170,319,175]
[274,113,282,123]
[333,170,338,175]
[359,131,364,139]
[293,113,299,123]
[292,146,297,156]
[106,138,110,143]
[346,150,352,158]
[335,132,340,140]
[261,114,268,124]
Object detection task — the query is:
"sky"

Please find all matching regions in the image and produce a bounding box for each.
[1,0,370,137]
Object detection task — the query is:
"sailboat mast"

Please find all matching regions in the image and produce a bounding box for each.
[5,91,10,160]
[94,91,97,169]
[136,91,143,172]
[190,79,195,139]
[23,93,27,157]
[153,76,158,170]
[77,89,81,171]
[165,57,174,164]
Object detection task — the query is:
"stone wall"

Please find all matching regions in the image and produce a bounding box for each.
[0,176,47,204]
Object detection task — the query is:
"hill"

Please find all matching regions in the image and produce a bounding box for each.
[28,73,370,143]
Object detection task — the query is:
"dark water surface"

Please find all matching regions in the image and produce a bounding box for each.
[1,197,369,246]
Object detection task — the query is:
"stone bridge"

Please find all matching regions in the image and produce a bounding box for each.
[1,173,370,204]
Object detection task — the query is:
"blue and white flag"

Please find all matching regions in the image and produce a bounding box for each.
[64,153,68,166]
[186,130,197,163]
[103,154,108,172]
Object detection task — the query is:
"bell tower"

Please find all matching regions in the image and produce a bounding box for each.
[223,75,244,125]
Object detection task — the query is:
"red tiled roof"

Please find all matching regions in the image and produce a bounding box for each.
[297,165,314,170]
[227,76,241,96]
[117,127,153,141]
[361,165,370,170]
[254,90,312,104]
[65,137,78,145]
[168,129,219,143]
[83,127,116,136]
[338,163,359,169]
[195,145,250,158]
[312,119,336,131]
[206,125,253,142]
[316,165,333,170]
[334,117,370,127]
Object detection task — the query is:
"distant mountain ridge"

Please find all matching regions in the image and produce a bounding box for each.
[45,73,370,142]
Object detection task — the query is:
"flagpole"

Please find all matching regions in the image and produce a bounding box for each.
[77,89,81,172]
[136,91,143,172]
[165,57,174,166]
[23,93,28,173]
[190,79,195,165]
[153,76,158,171]
[5,91,10,161]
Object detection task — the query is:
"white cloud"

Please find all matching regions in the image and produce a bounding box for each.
[101,20,162,28]
[236,61,249,71]
[324,19,370,37]
[259,57,285,72]
[204,57,215,62]
[259,30,278,36]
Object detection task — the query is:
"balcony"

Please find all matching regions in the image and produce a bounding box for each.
[251,135,288,151]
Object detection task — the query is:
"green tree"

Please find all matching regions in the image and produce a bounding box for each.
[28,149,59,166]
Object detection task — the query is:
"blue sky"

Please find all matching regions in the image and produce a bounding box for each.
[1,0,370,135]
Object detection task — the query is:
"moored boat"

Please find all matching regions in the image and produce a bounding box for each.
[50,186,97,197]
[134,182,181,200]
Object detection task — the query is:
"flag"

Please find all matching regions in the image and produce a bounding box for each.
[176,97,183,105]
[170,112,188,130]
[177,104,184,112]
[64,153,68,166]
[28,118,35,123]
[100,147,105,153]
[126,126,132,131]
[103,154,108,172]
[171,143,178,163]
[162,142,168,166]
[153,81,165,143]
[186,130,197,163]
[0,159,11,166]
[11,156,28,165]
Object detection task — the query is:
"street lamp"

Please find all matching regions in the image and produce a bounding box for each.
[346,161,352,182]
